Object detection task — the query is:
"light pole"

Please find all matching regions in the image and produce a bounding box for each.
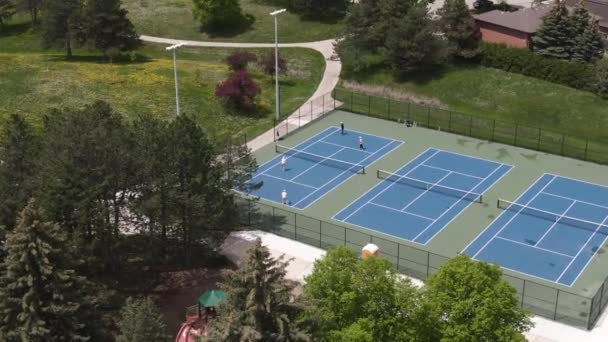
[270,9,286,123]
[166,42,186,116]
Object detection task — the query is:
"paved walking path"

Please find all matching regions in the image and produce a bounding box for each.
[141,35,342,151]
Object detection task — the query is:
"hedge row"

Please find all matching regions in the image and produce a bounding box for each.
[478,43,599,94]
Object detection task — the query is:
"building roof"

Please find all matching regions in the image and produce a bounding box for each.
[474,5,552,34]
[564,0,608,28]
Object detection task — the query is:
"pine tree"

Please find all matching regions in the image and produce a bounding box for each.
[532,0,574,59]
[82,0,141,57]
[116,297,168,342]
[0,201,93,341]
[41,0,83,57]
[570,0,604,62]
[437,0,481,58]
[205,239,309,341]
[0,0,16,27]
[0,114,39,253]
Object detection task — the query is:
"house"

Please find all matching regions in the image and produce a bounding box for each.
[474,0,608,49]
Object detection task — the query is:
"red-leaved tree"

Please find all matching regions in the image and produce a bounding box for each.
[226,51,257,71]
[259,51,288,76]
[215,70,261,110]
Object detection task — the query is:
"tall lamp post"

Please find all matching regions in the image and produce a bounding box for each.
[270,9,286,125]
[166,42,186,116]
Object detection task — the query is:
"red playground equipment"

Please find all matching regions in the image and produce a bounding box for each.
[175,290,225,342]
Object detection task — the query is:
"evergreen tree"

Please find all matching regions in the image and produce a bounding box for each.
[205,239,309,341]
[116,297,169,342]
[0,201,93,341]
[570,0,604,62]
[419,255,532,341]
[0,114,39,255]
[82,0,141,57]
[0,0,16,27]
[532,0,574,59]
[381,3,446,73]
[291,0,349,20]
[41,0,83,57]
[437,0,481,58]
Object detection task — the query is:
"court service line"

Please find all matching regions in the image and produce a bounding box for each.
[436,148,511,169]
[401,172,453,212]
[331,148,434,220]
[419,163,484,180]
[338,127,405,144]
[340,149,442,222]
[557,214,608,284]
[319,139,373,154]
[462,173,549,253]
[413,162,503,242]
[542,191,608,211]
[257,173,319,190]
[294,139,400,208]
[495,236,575,259]
[472,175,557,260]
[289,147,346,181]
[368,202,434,221]
[534,199,577,247]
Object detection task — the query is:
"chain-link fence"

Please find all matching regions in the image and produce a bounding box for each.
[236,197,608,330]
[333,88,608,165]
[273,92,338,141]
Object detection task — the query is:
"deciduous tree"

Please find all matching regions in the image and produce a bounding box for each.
[0,0,16,27]
[41,0,83,57]
[16,0,42,27]
[192,0,248,31]
[215,70,261,110]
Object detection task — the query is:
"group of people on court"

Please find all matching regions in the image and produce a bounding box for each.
[280,122,364,205]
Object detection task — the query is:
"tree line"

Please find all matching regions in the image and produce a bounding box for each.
[0,103,257,340]
[202,241,533,341]
[0,0,140,58]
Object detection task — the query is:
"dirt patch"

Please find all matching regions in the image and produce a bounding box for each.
[341,80,447,109]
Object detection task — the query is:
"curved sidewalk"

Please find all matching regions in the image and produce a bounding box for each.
[141,35,342,151]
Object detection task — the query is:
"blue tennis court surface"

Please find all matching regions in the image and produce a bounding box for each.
[464,174,608,286]
[245,127,402,209]
[333,148,512,244]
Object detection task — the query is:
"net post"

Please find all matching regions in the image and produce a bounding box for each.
[362,166,365,175]
[496,199,500,208]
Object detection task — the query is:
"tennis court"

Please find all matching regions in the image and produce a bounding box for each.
[245,126,402,209]
[465,174,608,286]
[333,148,512,244]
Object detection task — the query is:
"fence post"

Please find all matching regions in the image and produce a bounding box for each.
[554,290,560,320]
[273,118,277,142]
[521,280,526,307]
[350,91,354,112]
[294,214,298,241]
[298,106,301,128]
[426,252,431,278]
[407,102,411,119]
[588,295,595,330]
[322,94,325,114]
[387,97,391,120]
[537,128,541,151]
[514,124,518,145]
[491,119,496,141]
[427,107,431,127]
[448,111,452,131]
[561,134,566,155]
[469,115,473,135]
[319,220,322,248]
[368,95,371,115]
[585,139,589,160]
[310,100,313,122]
[333,91,336,109]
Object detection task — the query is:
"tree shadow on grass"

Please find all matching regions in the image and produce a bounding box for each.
[46,52,154,65]
[392,64,450,86]
[0,21,31,38]
[201,15,255,39]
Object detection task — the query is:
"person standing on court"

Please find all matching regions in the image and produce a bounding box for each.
[281,189,288,205]
[340,122,345,135]
[359,136,364,150]
[281,155,287,171]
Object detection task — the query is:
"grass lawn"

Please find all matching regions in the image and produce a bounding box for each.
[0,17,325,140]
[122,0,342,43]
[342,64,608,142]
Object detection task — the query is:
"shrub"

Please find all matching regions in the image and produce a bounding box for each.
[478,43,594,92]
[215,70,261,110]
[591,61,608,98]
[225,51,257,71]
[259,51,288,75]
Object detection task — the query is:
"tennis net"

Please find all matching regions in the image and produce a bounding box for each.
[497,199,608,235]
[275,144,365,174]
[377,169,483,203]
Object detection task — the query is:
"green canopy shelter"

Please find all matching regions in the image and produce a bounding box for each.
[198,290,225,308]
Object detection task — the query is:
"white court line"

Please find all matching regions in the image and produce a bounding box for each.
[419,163,483,180]
[495,236,575,259]
[472,175,557,259]
[289,147,345,181]
[534,199,577,247]
[548,173,608,192]
[542,191,608,211]
[401,172,453,211]
[331,148,435,220]
[557,214,608,284]
[257,173,318,190]
[319,139,372,154]
[436,148,511,168]
[413,162,503,242]
[340,149,442,222]
[462,173,549,253]
[368,202,434,221]
[294,139,400,208]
